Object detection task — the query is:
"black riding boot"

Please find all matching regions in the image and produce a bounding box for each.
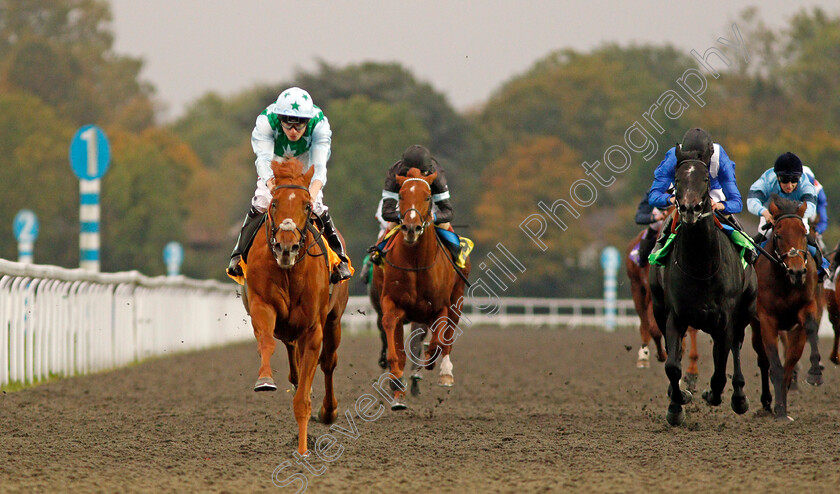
[638,227,658,267]
[227,206,264,277]
[320,211,352,283]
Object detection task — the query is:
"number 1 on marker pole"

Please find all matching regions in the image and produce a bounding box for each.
[81,127,98,177]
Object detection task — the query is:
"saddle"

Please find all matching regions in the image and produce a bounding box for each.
[649,216,755,269]
[369,226,473,269]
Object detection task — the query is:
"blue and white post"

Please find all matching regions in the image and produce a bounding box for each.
[12,210,39,264]
[163,241,184,276]
[600,246,621,331]
[69,125,110,272]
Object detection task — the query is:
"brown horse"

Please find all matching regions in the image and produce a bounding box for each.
[379,168,470,409]
[823,246,840,365]
[750,195,822,422]
[369,257,428,397]
[243,157,349,454]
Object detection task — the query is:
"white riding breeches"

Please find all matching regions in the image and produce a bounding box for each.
[251,179,327,216]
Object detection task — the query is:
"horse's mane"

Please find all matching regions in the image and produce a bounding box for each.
[769,193,803,216]
[271,158,306,182]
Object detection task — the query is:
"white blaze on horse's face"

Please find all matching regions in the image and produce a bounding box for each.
[274,218,300,268]
[398,177,432,245]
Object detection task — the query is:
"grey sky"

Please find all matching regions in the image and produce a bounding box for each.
[109,0,838,121]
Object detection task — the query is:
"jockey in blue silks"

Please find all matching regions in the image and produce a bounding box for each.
[747,151,830,281]
[802,165,828,246]
[647,128,757,264]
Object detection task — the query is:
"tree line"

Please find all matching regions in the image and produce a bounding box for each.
[1,1,838,297]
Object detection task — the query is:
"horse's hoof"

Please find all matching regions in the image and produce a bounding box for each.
[830,354,840,365]
[806,372,823,386]
[636,347,650,368]
[391,401,407,411]
[254,377,277,392]
[317,407,338,425]
[731,395,749,415]
[667,385,692,405]
[410,374,422,397]
[377,355,387,370]
[437,374,455,387]
[775,414,794,424]
[636,359,650,369]
[666,405,685,426]
[702,390,721,407]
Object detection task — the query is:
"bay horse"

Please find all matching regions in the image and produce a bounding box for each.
[750,195,822,422]
[626,223,701,391]
[823,244,840,365]
[242,157,349,454]
[649,146,757,426]
[379,168,471,409]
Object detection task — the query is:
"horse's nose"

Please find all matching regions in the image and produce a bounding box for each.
[788,267,807,284]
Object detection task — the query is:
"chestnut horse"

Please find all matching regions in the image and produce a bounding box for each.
[823,245,840,365]
[243,158,349,454]
[750,195,823,422]
[379,168,470,409]
[649,147,757,426]
[625,227,702,390]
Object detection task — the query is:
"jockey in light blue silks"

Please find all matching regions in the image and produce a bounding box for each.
[747,151,830,281]
[803,165,828,248]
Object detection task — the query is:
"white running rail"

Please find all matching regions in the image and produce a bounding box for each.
[0,259,248,387]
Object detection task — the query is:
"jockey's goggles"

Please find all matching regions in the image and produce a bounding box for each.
[777,173,800,184]
[280,116,309,131]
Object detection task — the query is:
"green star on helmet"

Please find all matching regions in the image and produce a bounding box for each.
[291,102,300,110]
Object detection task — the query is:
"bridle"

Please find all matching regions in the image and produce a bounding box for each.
[399,178,433,233]
[770,213,809,270]
[674,159,713,223]
[266,183,317,266]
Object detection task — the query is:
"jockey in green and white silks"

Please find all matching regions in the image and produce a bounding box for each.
[227,87,352,283]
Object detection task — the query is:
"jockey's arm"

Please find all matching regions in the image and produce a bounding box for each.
[308,118,331,190]
[714,147,742,214]
[380,164,401,223]
[430,166,453,225]
[634,197,656,224]
[816,188,828,234]
[251,113,277,182]
[747,172,771,218]
[647,149,677,209]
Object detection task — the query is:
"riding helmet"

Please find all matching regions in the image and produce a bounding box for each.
[401,144,433,173]
[272,87,315,120]
[681,128,713,159]
[773,152,803,178]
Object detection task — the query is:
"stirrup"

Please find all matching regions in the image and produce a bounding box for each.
[331,261,352,284]
[227,255,243,277]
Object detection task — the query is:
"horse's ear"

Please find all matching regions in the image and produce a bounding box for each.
[769,198,780,218]
[303,164,315,184]
[396,175,407,187]
[797,201,807,218]
[674,143,685,163]
[425,171,438,184]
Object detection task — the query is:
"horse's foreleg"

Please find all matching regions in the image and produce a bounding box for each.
[251,298,278,391]
[760,315,790,422]
[293,324,323,455]
[380,297,407,405]
[729,324,749,415]
[318,316,341,425]
[684,327,699,392]
[801,307,823,386]
[828,290,840,364]
[436,307,458,387]
[284,341,298,389]
[702,322,732,408]
[750,318,772,413]
[664,313,690,426]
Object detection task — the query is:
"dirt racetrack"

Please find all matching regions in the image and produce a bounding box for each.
[2,326,840,493]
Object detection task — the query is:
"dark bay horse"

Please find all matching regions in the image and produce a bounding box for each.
[649,146,757,426]
[626,222,701,391]
[379,168,470,409]
[750,195,822,422]
[243,158,349,454]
